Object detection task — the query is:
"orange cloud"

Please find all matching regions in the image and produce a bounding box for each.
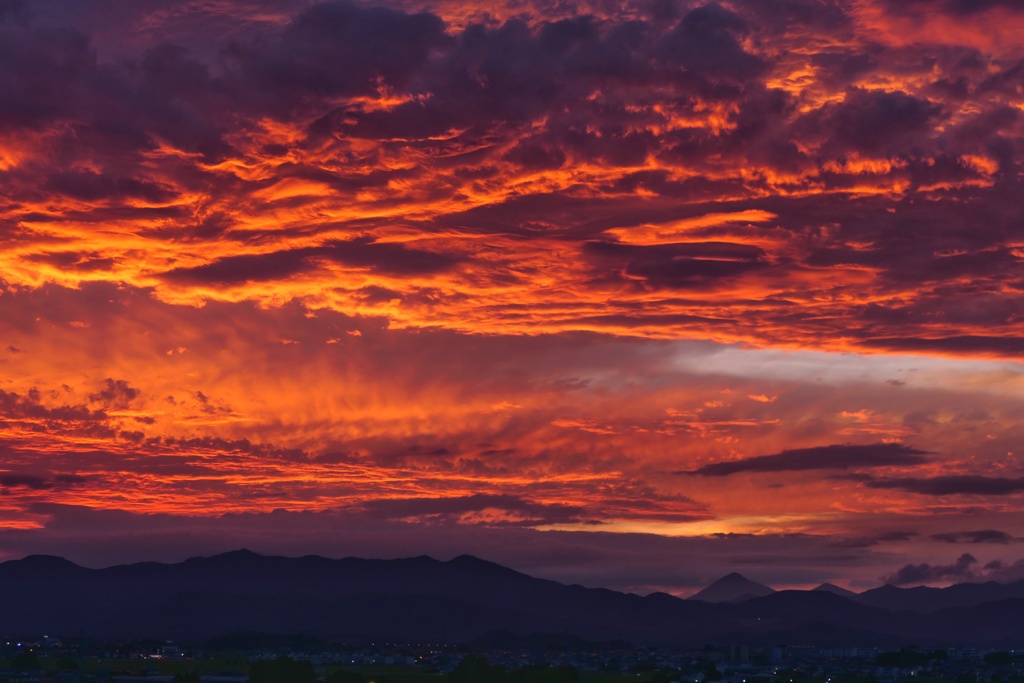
[0,0,1022,587]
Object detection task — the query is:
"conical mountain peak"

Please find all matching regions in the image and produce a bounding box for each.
[689,572,775,603]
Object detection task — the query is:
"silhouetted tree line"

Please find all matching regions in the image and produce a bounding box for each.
[327,668,372,683]
[9,650,39,671]
[448,655,579,683]
[876,649,948,667]
[249,655,316,683]
[325,667,405,683]
[248,657,383,683]
[986,652,1015,666]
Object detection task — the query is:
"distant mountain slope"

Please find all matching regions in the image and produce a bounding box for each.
[2,551,1024,646]
[854,580,1024,612]
[688,573,776,603]
[814,583,858,599]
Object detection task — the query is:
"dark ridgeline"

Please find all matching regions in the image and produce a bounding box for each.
[813,582,859,599]
[3,550,1024,645]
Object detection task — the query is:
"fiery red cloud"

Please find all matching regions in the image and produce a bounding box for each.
[0,0,1022,593]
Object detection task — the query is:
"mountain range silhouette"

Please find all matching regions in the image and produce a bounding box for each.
[3,550,1024,646]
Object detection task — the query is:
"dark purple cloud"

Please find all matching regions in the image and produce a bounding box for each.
[0,21,94,131]
[0,388,107,423]
[930,529,1014,544]
[88,378,140,410]
[656,3,767,82]
[25,252,116,272]
[830,531,919,548]
[160,251,309,285]
[859,336,1024,356]
[981,559,1024,583]
[868,476,1024,496]
[46,170,175,204]
[883,552,978,586]
[798,87,944,156]
[881,0,1024,15]
[0,474,50,490]
[684,443,930,477]
[0,473,88,491]
[227,1,450,109]
[161,239,460,285]
[583,240,767,290]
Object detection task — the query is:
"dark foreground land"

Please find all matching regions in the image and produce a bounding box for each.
[2,639,1024,683]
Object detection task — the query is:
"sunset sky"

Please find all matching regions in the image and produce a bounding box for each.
[1,0,1023,595]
